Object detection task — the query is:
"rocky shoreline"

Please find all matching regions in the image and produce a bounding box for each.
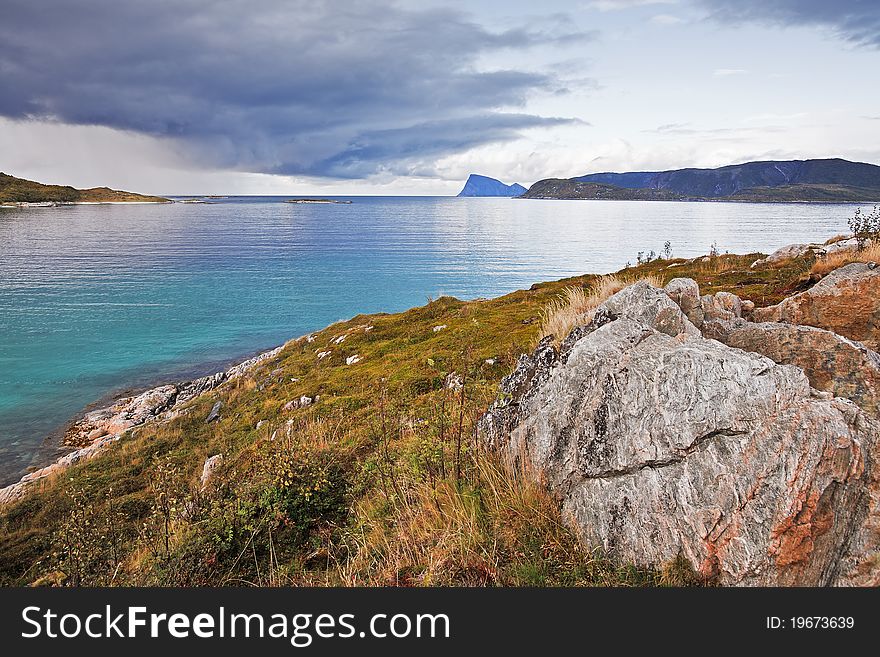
[0,345,283,506]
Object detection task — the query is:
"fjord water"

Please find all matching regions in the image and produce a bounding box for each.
[0,197,855,483]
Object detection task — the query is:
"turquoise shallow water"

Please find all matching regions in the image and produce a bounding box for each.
[0,196,857,483]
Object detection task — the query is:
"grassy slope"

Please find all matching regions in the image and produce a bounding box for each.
[0,173,170,204]
[0,251,815,587]
[727,184,880,203]
[522,179,685,200]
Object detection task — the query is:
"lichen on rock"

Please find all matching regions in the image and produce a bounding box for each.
[481,276,880,586]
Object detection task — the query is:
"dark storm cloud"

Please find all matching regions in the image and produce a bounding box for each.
[0,0,590,177]
[698,0,880,48]
[300,113,584,178]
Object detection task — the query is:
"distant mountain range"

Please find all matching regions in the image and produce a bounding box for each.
[521,158,880,202]
[0,172,169,205]
[457,174,527,197]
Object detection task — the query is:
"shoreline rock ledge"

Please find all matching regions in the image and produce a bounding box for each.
[0,346,282,507]
[481,277,880,586]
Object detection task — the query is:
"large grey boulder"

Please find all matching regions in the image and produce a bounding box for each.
[482,282,880,586]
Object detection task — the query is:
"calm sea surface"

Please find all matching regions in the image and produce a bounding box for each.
[0,196,858,483]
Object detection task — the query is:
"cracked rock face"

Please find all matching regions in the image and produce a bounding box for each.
[482,282,879,586]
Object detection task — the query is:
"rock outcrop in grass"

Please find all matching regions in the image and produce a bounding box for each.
[752,262,880,349]
[482,269,880,586]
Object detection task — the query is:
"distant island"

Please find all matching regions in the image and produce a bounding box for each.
[0,172,170,206]
[284,198,352,204]
[521,158,880,203]
[457,174,527,197]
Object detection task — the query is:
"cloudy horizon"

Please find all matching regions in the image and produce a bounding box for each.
[1,0,879,195]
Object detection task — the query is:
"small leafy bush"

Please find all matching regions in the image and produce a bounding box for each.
[848,206,880,248]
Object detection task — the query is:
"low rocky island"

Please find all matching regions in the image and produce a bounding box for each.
[0,172,170,205]
[2,231,879,587]
[284,198,352,204]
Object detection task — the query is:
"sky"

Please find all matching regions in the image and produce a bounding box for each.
[1,0,879,195]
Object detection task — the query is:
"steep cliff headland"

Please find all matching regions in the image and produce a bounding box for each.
[457,174,527,197]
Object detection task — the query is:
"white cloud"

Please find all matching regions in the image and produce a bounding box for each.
[712,68,749,76]
[650,14,684,25]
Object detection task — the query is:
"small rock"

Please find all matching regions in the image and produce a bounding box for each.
[306,334,316,343]
[87,427,109,441]
[332,334,347,344]
[713,291,742,317]
[700,292,740,323]
[444,372,463,390]
[433,325,447,333]
[664,278,703,327]
[317,350,331,360]
[200,454,223,488]
[751,242,822,268]
[597,281,700,338]
[205,401,222,423]
[821,237,860,257]
[176,372,226,405]
[256,420,267,430]
[484,358,496,366]
[106,418,135,435]
[284,395,313,411]
[346,354,362,365]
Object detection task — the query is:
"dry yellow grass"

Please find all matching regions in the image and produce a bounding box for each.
[538,273,664,345]
[824,234,850,245]
[339,450,609,586]
[694,253,739,274]
[811,241,880,277]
